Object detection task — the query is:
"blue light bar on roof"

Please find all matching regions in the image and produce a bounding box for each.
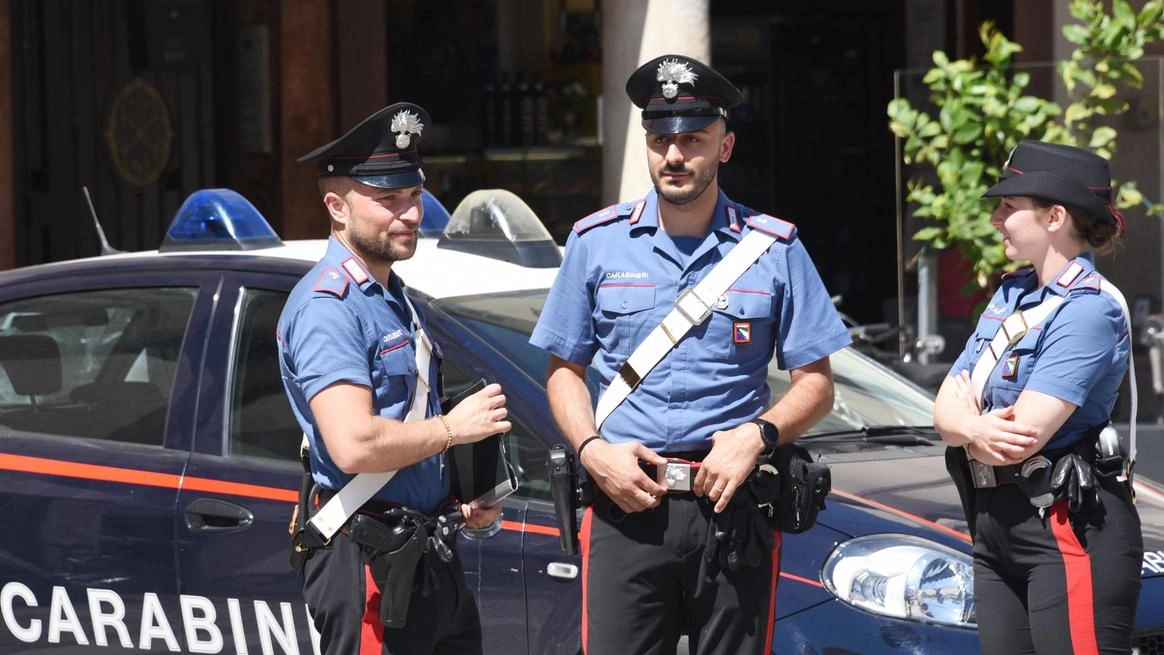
[160,189,283,251]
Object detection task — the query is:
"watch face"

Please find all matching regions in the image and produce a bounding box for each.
[755,419,778,446]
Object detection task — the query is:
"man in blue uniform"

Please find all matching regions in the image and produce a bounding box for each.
[278,102,511,655]
[530,55,851,655]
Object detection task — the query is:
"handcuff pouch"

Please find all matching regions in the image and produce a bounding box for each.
[763,443,830,534]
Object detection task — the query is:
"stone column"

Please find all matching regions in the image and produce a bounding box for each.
[280,0,334,240]
[601,0,709,206]
[0,0,12,270]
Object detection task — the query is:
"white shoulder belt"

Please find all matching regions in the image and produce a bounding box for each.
[306,292,435,543]
[969,279,1138,464]
[594,228,778,428]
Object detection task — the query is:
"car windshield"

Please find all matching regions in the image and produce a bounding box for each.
[435,289,936,435]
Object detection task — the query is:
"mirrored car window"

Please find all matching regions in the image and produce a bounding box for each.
[0,287,196,444]
[228,289,300,461]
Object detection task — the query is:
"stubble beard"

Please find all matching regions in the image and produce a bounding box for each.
[653,161,718,206]
[349,230,417,265]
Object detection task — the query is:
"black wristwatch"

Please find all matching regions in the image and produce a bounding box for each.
[751,418,780,450]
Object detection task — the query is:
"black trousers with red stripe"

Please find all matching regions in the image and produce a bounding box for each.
[581,492,781,655]
[301,534,482,655]
[972,475,1142,655]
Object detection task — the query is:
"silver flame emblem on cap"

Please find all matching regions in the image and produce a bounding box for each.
[391,110,424,149]
[656,58,698,100]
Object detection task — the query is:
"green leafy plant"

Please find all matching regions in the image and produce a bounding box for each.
[888,0,1164,290]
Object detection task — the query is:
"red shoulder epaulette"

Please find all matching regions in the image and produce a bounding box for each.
[573,203,632,234]
[745,213,796,240]
[313,267,349,298]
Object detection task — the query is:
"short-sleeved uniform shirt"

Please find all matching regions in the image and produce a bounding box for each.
[530,188,851,452]
[278,237,446,513]
[948,254,1129,451]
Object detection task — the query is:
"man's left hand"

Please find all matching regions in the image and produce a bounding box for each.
[461,500,503,530]
[695,423,767,513]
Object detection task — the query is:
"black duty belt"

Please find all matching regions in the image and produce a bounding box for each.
[968,459,1022,488]
[968,436,1099,490]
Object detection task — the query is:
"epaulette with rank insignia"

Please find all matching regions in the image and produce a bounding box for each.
[313,267,350,298]
[573,202,636,235]
[745,213,796,241]
[1069,271,1103,293]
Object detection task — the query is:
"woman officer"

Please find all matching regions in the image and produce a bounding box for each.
[933,139,1143,655]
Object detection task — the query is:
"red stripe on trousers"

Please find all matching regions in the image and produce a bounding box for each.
[580,507,593,655]
[1048,501,1099,655]
[361,564,384,655]
[765,530,782,650]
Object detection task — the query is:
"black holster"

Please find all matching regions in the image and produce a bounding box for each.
[945,446,977,538]
[288,469,319,576]
[365,526,428,629]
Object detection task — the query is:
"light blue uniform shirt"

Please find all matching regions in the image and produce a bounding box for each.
[278,237,446,513]
[948,254,1129,451]
[530,188,851,452]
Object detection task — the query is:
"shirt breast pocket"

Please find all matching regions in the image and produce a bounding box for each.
[706,289,774,357]
[596,284,656,355]
[994,330,1041,386]
[377,339,418,403]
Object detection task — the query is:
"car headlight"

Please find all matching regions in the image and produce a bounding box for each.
[821,533,976,628]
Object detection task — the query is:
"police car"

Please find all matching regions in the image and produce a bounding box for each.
[0,188,1162,655]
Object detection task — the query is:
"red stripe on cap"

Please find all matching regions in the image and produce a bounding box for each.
[361,564,384,654]
[1008,166,1024,174]
[1107,201,1126,232]
[326,151,409,161]
[580,507,593,654]
[1049,501,1100,655]
[765,530,782,648]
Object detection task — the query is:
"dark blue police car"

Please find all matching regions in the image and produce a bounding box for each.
[0,189,1162,655]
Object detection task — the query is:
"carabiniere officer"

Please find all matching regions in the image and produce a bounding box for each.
[530,55,852,655]
[278,102,510,655]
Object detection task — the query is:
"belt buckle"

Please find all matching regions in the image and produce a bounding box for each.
[968,458,997,488]
[658,460,693,493]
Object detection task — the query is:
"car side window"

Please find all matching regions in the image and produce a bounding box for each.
[0,287,196,445]
[442,362,552,503]
[228,289,301,462]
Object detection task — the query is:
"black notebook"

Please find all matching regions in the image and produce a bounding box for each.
[443,379,519,507]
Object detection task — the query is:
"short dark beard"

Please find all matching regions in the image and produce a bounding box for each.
[653,160,718,206]
[348,230,416,265]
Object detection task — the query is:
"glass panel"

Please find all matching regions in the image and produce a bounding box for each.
[0,287,197,444]
[228,289,300,461]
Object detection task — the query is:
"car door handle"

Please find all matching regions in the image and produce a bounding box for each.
[184,498,254,533]
[546,562,578,580]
